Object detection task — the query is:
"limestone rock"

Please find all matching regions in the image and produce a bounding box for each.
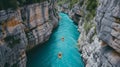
[78,0,120,67]
[0,1,58,67]
[95,0,120,53]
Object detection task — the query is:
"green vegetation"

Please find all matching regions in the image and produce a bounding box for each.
[69,0,79,9]
[83,0,98,34]
[0,0,46,10]
[4,35,21,48]
[86,0,98,17]
[79,0,84,6]
[0,0,18,10]
[11,63,18,67]
[57,0,98,34]
[57,0,79,9]
[57,0,67,5]
[84,20,93,34]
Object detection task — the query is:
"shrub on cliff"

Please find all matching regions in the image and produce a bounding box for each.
[86,0,98,17]
[57,0,79,9]
[0,0,46,10]
[0,0,18,10]
[82,0,98,34]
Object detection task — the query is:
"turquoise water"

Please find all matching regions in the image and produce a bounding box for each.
[27,13,84,67]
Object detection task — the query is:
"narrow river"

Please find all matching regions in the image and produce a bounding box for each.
[27,13,84,67]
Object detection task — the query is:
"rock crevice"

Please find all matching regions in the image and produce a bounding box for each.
[0,1,58,67]
[78,0,120,67]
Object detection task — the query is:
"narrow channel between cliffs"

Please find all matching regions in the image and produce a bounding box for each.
[27,13,84,67]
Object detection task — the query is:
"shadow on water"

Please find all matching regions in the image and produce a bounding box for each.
[26,12,84,67]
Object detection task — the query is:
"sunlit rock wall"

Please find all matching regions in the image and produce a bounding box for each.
[0,1,58,67]
[96,0,120,54]
[78,0,120,67]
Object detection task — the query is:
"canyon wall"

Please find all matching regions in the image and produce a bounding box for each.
[78,0,120,67]
[0,1,58,67]
[57,0,120,66]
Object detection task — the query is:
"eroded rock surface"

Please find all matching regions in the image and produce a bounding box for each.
[79,0,120,67]
[96,0,120,54]
[0,1,58,67]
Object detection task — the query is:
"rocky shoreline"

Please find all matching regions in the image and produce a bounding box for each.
[59,0,120,66]
[0,0,120,67]
[0,1,58,67]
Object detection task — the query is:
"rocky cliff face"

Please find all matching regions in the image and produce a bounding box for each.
[56,0,120,66]
[78,0,120,67]
[0,1,58,67]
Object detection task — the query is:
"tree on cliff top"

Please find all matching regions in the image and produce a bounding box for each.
[0,0,18,10]
[0,0,46,10]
